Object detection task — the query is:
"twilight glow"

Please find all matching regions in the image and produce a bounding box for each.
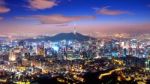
[0,0,150,37]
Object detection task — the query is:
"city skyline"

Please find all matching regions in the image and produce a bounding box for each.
[0,0,150,37]
[0,1,150,83]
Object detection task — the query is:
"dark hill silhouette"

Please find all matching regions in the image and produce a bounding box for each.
[22,32,95,42]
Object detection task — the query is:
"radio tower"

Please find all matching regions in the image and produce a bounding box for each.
[73,23,77,35]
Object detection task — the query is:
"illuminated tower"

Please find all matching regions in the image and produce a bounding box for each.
[73,23,77,35]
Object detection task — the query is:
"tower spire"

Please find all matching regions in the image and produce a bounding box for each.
[73,23,76,35]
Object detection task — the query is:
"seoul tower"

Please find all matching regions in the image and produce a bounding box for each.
[73,23,77,35]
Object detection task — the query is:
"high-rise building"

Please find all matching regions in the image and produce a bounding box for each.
[37,45,45,56]
[145,57,150,71]
[9,50,16,61]
[9,48,20,61]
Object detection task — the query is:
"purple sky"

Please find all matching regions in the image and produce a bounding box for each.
[0,0,150,37]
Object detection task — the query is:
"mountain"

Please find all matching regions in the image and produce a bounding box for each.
[22,32,95,42]
[0,37,9,42]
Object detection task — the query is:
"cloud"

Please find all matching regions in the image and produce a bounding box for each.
[0,17,3,20]
[35,15,95,24]
[0,6,10,13]
[0,0,10,13]
[97,6,130,15]
[28,0,57,10]
[16,14,95,24]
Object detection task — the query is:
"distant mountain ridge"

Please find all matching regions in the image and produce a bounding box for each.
[22,32,95,42]
[0,37,9,42]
